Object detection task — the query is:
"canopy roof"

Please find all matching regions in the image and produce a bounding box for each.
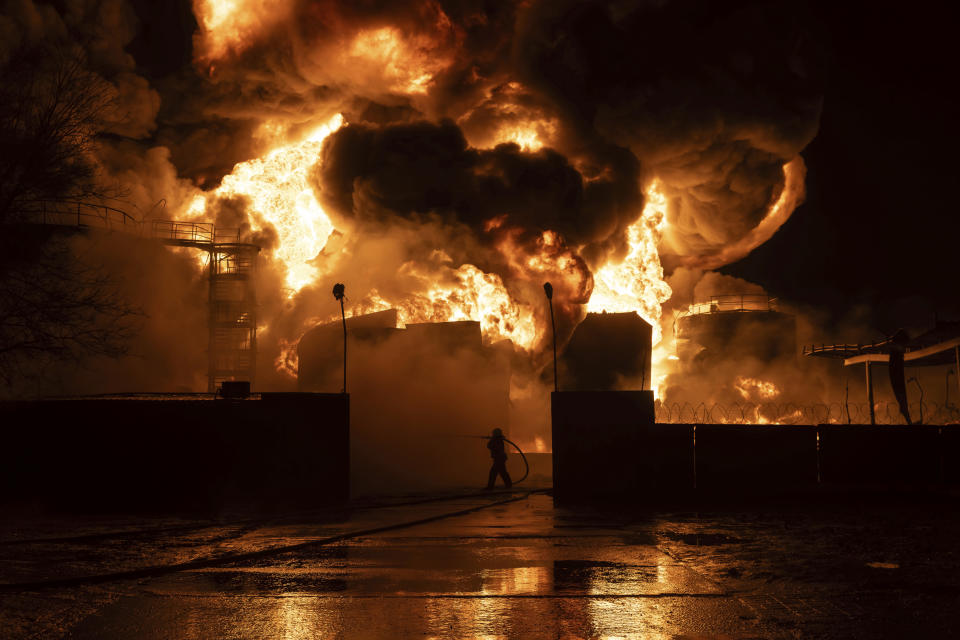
[804,321,960,367]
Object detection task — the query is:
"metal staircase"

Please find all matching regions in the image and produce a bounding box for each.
[9,200,261,392]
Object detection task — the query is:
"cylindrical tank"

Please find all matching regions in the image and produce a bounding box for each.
[676,295,796,370]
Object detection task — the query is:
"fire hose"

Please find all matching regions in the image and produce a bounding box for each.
[478,435,530,485]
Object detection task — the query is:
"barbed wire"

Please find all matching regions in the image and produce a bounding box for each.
[655,401,960,425]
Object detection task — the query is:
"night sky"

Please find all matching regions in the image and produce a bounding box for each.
[722,2,960,332]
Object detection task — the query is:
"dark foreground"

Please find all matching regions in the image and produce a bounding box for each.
[2,490,960,639]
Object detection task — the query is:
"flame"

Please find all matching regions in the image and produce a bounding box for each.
[587,179,672,333]
[490,116,559,152]
[355,262,539,349]
[498,126,544,152]
[344,26,450,95]
[191,114,666,386]
[188,113,344,292]
[734,376,780,401]
[586,179,674,393]
[193,0,287,63]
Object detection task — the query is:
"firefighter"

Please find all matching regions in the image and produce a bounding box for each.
[485,427,513,489]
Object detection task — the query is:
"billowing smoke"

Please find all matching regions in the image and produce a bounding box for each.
[1,0,830,437]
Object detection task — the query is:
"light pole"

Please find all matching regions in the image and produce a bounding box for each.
[333,283,346,393]
[544,282,558,393]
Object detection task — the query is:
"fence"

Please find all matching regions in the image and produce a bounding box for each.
[655,401,960,425]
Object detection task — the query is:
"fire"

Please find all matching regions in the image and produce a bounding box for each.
[734,376,780,401]
[355,262,539,350]
[187,110,667,384]
[344,26,450,95]
[587,180,672,334]
[499,126,544,152]
[187,113,344,292]
[490,116,558,152]
[193,0,287,63]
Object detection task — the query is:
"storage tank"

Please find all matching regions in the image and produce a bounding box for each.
[675,295,796,370]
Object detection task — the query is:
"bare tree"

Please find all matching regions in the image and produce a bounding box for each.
[0,45,112,223]
[0,233,142,391]
[0,44,140,392]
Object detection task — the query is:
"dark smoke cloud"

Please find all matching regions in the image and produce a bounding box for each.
[1,0,827,404]
[315,119,638,250]
[153,0,823,271]
[510,0,824,262]
[312,119,639,346]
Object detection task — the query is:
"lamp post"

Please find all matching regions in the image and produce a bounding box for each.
[333,283,346,393]
[544,282,558,393]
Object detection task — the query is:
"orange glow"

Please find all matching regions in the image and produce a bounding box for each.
[187,113,344,292]
[490,117,559,152]
[193,0,288,62]
[344,26,450,95]
[355,262,539,350]
[734,376,780,401]
[587,179,673,391]
[672,158,806,270]
[498,125,544,152]
[587,180,672,331]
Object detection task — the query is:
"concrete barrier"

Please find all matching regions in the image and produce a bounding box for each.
[694,424,818,493]
[817,424,942,486]
[552,391,697,502]
[941,425,960,485]
[643,423,695,492]
[1,393,350,512]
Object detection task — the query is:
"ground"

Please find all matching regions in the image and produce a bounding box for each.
[2,489,960,639]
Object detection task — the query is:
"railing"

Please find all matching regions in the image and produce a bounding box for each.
[149,219,214,245]
[679,294,779,319]
[10,203,255,254]
[803,339,892,358]
[12,200,140,231]
[214,227,242,244]
[655,401,960,425]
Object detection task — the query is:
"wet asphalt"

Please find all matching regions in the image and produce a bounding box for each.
[2,489,960,639]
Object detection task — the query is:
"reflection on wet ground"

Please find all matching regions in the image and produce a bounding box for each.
[3,492,960,638]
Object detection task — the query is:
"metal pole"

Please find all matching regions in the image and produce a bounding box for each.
[544,282,558,393]
[333,283,347,394]
[866,361,875,425]
[207,248,216,393]
[844,376,851,424]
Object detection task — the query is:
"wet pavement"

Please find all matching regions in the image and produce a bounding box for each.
[3,490,960,638]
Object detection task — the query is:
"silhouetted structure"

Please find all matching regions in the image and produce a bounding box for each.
[11,206,261,391]
[552,390,662,502]
[486,428,512,489]
[560,312,652,391]
[805,319,960,425]
[676,295,796,369]
[298,311,511,491]
[1,393,349,510]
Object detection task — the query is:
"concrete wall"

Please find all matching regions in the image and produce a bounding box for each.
[1,393,349,512]
[552,392,960,501]
[552,390,662,502]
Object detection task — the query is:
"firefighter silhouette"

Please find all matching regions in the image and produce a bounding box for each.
[485,428,513,489]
